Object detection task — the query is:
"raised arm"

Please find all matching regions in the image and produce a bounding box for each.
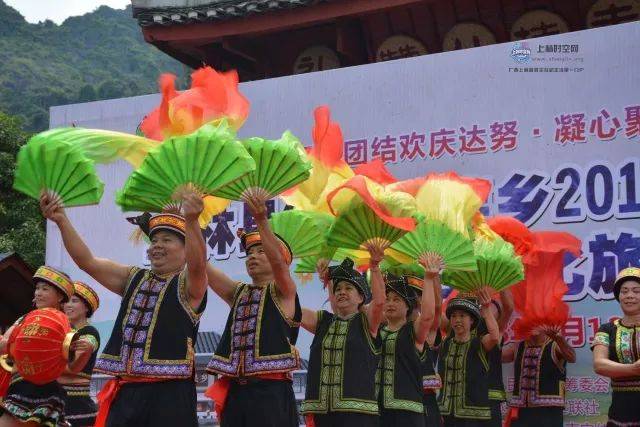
[593,344,640,378]
[498,288,514,335]
[547,329,576,363]
[478,287,500,352]
[501,342,517,363]
[414,254,439,347]
[205,263,238,307]
[430,272,442,335]
[364,245,385,336]
[182,193,208,310]
[41,194,130,295]
[301,260,332,334]
[245,196,297,317]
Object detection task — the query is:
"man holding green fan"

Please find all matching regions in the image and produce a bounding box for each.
[204,194,302,427]
[40,191,208,427]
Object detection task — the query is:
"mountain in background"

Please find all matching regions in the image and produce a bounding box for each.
[0,1,188,131]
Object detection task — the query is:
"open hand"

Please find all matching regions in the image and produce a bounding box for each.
[476,286,493,308]
[182,191,204,221]
[419,252,444,276]
[40,192,66,224]
[366,244,385,268]
[316,258,330,283]
[244,193,268,221]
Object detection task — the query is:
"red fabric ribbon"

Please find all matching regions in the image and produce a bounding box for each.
[95,377,164,427]
[304,414,316,427]
[503,407,520,427]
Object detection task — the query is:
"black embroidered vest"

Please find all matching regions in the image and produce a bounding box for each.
[376,322,425,413]
[302,311,381,415]
[95,268,206,379]
[206,283,301,377]
[510,340,566,407]
[438,336,491,419]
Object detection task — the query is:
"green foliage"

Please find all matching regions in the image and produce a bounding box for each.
[0,2,189,266]
[0,2,188,132]
[0,112,44,268]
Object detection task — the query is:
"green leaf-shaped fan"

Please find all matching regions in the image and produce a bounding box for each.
[13,133,104,207]
[116,121,255,212]
[213,131,312,201]
[269,210,333,259]
[390,219,477,272]
[443,238,524,293]
[326,199,409,251]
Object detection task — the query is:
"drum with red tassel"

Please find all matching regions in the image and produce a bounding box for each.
[9,308,75,385]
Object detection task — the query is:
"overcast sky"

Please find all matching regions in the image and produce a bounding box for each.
[5,0,131,24]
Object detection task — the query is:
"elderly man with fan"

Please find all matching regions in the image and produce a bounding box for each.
[39,191,208,427]
[203,193,304,427]
[0,266,95,427]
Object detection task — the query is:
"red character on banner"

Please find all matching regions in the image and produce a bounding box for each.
[624,105,640,138]
[562,316,586,348]
[344,139,368,166]
[371,135,397,163]
[398,132,427,161]
[489,120,518,151]
[429,128,457,158]
[589,109,621,141]
[554,113,587,144]
[459,124,488,154]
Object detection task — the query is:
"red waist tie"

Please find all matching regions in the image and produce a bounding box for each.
[205,373,291,422]
[304,414,316,427]
[503,407,520,427]
[95,377,165,427]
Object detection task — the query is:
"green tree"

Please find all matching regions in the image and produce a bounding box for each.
[0,111,44,268]
[78,84,97,102]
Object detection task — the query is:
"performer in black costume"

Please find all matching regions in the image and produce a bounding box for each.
[60,281,101,427]
[592,267,640,427]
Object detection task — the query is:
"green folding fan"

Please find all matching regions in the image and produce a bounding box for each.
[326,199,410,251]
[13,133,104,207]
[34,127,160,168]
[443,238,524,293]
[390,218,477,273]
[269,210,333,259]
[213,131,312,201]
[116,120,255,212]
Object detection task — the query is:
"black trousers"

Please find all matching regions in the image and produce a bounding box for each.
[443,416,492,427]
[380,408,425,427]
[487,400,503,427]
[510,407,563,427]
[221,379,299,427]
[313,412,380,427]
[424,392,442,427]
[106,379,198,427]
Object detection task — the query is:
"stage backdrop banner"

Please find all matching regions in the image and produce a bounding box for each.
[48,22,639,426]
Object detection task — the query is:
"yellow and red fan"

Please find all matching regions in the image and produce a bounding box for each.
[281,106,354,213]
[326,175,417,253]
